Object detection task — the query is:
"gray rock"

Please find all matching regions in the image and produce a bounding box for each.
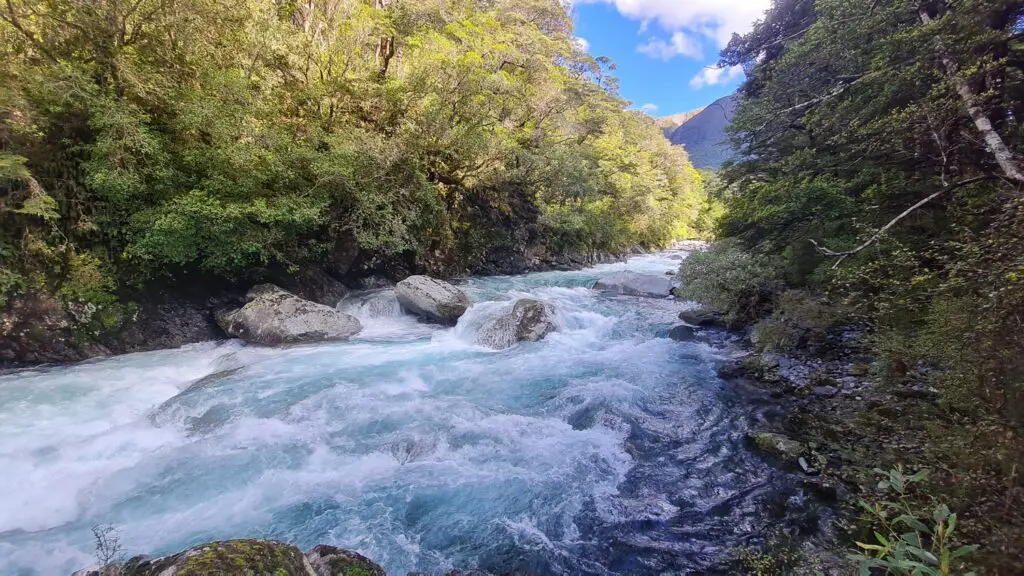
[395,275,471,324]
[476,299,556,350]
[668,324,697,341]
[813,385,839,398]
[216,284,362,345]
[593,271,674,298]
[678,307,723,327]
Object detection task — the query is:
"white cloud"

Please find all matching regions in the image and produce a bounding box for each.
[688,64,744,89]
[573,36,591,52]
[639,103,659,114]
[637,31,702,61]
[575,0,771,57]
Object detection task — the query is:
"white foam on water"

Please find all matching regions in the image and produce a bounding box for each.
[0,251,726,576]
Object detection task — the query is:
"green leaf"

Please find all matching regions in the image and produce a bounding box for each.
[950,544,978,560]
[906,546,938,564]
[13,192,60,221]
[895,514,931,534]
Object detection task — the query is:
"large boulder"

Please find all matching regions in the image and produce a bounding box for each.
[119,540,311,576]
[216,284,362,345]
[593,272,673,298]
[83,539,388,576]
[476,299,556,350]
[395,275,471,324]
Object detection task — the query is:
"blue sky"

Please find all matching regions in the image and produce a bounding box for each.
[570,0,771,117]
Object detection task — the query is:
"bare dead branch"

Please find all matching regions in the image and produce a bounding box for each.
[810,175,997,268]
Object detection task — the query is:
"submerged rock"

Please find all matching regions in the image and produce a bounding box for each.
[216,284,362,345]
[593,272,673,298]
[477,299,556,350]
[395,275,471,324]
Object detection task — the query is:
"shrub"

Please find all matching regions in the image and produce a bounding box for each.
[675,239,781,325]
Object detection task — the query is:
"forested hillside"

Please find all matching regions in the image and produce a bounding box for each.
[690,0,1024,571]
[0,0,708,362]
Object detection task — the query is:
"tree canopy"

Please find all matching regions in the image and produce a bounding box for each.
[0,0,707,317]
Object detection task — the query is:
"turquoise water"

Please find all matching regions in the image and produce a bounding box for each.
[0,252,801,575]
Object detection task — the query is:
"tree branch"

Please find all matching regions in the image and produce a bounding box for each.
[809,175,997,268]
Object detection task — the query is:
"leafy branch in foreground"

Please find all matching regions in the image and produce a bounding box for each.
[851,467,977,576]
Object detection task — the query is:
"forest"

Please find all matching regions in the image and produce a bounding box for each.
[0,0,708,349]
[680,0,1024,572]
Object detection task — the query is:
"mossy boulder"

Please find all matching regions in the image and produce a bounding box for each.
[746,431,805,467]
[122,539,310,575]
[112,540,388,576]
[306,545,385,576]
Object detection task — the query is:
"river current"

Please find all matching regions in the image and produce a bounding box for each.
[0,251,818,575]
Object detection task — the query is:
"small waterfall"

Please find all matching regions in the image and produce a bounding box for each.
[338,289,404,319]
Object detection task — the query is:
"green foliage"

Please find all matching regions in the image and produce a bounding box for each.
[717,1,1024,568]
[731,534,803,576]
[0,0,705,303]
[852,467,977,576]
[0,267,24,307]
[675,239,780,323]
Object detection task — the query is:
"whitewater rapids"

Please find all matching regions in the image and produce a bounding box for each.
[0,251,812,575]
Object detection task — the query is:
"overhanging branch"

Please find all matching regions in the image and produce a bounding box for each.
[810,175,997,268]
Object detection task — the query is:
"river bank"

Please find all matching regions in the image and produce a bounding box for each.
[0,245,662,369]
[704,305,1023,574]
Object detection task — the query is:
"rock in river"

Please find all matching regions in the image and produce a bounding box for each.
[477,299,557,349]
[216,284,362,345]
[668,324,697,341]
[395,275,472,324]
[593,271,674,298]
[678,306,724,327]
[76,539,386,576]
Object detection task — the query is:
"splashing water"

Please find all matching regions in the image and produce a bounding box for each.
[0,252,817,575]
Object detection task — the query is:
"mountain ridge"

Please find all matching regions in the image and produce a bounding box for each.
[666,94,738,170]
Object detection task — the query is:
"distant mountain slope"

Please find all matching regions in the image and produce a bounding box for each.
[655,109,703,139]
[668,94,738,170]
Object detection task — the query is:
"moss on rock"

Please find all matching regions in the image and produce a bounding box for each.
[124,539,310,576]
[306,545,385,576]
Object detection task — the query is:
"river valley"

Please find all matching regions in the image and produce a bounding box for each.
[0,251,823,575]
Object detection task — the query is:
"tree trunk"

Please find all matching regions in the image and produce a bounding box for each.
[374,0,394,80]
[377,35,395,79]
[919,7,1024,183]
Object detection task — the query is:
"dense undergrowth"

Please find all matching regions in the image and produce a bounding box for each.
[0,0,711,356]
[678,0,1024,573]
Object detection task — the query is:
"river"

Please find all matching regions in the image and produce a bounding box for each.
[0,251,820,575]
